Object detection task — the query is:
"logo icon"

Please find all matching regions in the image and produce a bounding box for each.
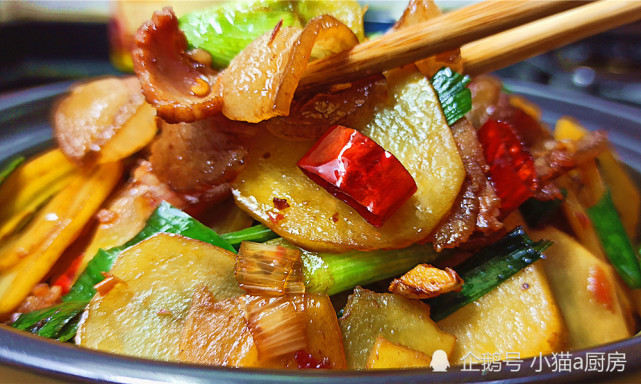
[430,350,450,372]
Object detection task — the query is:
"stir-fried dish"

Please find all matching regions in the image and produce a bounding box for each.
[3,0,641,371]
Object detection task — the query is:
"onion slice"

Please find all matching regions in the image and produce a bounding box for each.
[222,15,358,123]
[235,241,305,296]
[245,295,307,360]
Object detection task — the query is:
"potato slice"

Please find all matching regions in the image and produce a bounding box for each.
[179,287,255,367]
[76,180,159,276]
[533,227,633,349]
[76,233,243,361]
[96,101,158,164]
[54,77,157,165]
[437,263,565,364]
[339,286,455,369]
[366,335,432,369]
[232,68,465,252]
[290,292,346,369]
[556,181,605,259]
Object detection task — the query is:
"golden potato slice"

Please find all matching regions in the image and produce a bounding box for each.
[339,286,455,369]
[96,101,157,164]
[179,287,255,367]
[437,263,566,364]
[534,227,633,349]
[54,77,157,165]
[290,292,346,369]
[76,233,243,361]
[232,68,465,252]
[366,335,432,369]
[74,181,158,277]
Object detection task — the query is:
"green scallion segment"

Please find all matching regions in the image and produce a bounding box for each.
[221,224,278,249]
[11,300,89,341]
[428,227,552,322]
[430,67,472,126]
[268,238,449,296]
[587,189,641,288]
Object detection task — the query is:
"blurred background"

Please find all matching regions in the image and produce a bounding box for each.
[0,0,640,107]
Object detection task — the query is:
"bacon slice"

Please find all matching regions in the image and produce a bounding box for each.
[132,160,230,217]
[132,7,222,124]
[149,116,250,193]
[134,9,360,127]
[222,15,358,123]
[262,74,387,141]
[428,119,502,251]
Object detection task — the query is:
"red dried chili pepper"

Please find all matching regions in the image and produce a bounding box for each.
[477,118,538,212]
[297,125,417,227]
[51,255,82,295]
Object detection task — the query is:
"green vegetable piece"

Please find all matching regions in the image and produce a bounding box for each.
[0,156,25,186]
[428,227,552,322]
[62,248,120,303]
[294,0,364,41]
[56,314,83,342]
[11,300,88,341]
[65,201,235,302]
[269,238,448,296]
[587,189,641,288]
[220,223,278,249]
[430,67,472,126]
[179,0,302,68]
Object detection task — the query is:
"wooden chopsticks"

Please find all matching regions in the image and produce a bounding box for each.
[297,0,641,93]
[461,0,641,76]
